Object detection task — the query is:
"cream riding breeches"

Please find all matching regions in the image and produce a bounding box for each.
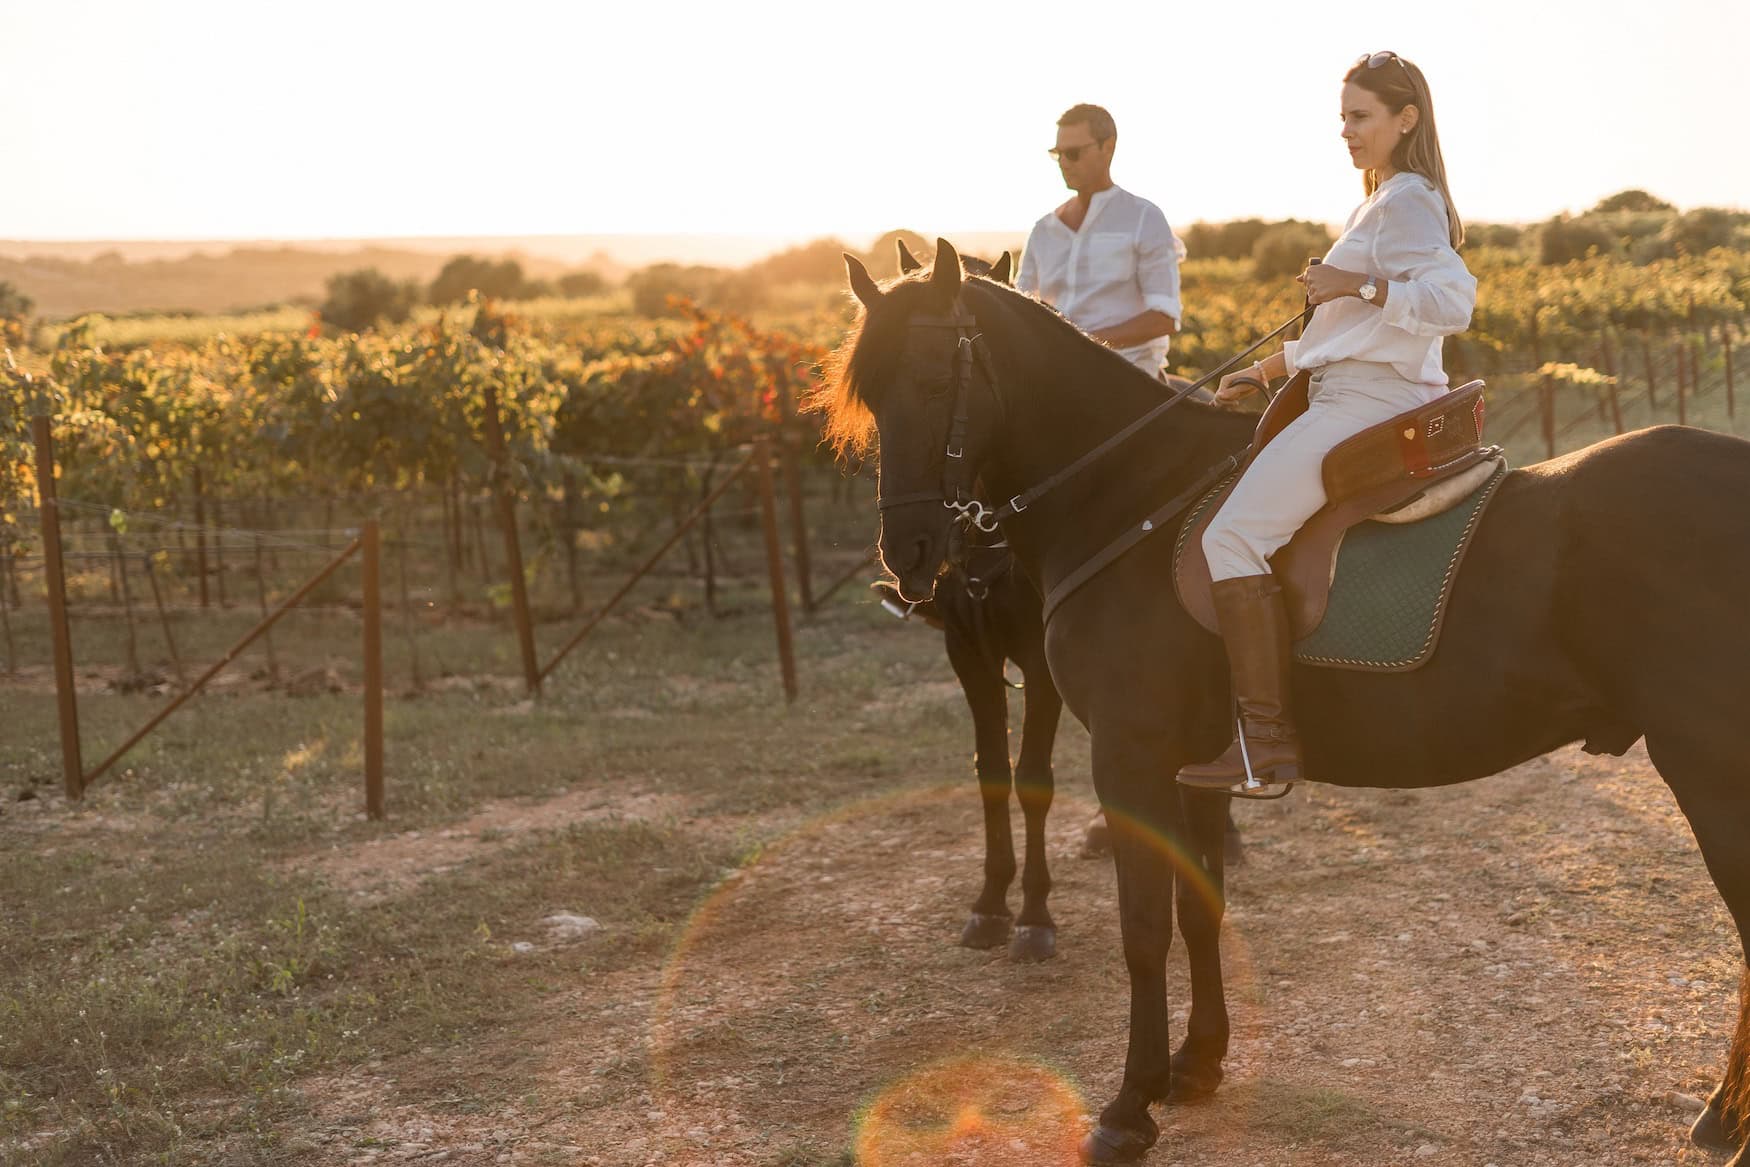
[1202,360,1450,582]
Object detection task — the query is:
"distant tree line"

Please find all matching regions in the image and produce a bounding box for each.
[1527,190,1750,265]
[317,254,613,331]
[52,187,1736,336]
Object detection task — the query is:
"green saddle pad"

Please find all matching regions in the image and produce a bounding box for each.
[1292,461,1508,671]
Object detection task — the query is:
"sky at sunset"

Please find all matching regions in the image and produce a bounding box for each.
[4,0,1746,251]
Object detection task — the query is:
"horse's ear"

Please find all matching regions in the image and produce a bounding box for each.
[989,250,1013,286]
[931,238,962,298]
[844,253,882,309]
[896,238,922,274]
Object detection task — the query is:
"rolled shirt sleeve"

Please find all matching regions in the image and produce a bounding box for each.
[1375,187,1477,338]
[1135,205,1183,326]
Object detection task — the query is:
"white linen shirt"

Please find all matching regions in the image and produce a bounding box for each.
[1282,172,1477,387]
[1017,185,1184,376]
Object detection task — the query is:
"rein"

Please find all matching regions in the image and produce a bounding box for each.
[875,299,1304,534]
[985,308,1303,527]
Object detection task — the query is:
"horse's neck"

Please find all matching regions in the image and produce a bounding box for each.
[980,308,1253,586]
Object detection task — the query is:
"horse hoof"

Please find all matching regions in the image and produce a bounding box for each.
[1008,924,1057,962]
[1079,1120,1158,1164]
[959,912,1014,949]
[1165,1058,1223,1103]
[1691,1093,1743,1152]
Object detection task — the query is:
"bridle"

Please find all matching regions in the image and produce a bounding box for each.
[872,303,1005,532]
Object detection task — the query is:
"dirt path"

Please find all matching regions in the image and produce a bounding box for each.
[295,741,1740,1165]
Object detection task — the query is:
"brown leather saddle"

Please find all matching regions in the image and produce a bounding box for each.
[1174,373,1498,639]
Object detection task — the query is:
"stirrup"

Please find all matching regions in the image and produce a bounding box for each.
[1233,715,1297,800]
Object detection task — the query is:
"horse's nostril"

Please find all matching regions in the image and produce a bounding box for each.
[909,536,933,574]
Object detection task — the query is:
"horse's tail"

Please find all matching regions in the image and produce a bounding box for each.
[1725,963,1750,1141]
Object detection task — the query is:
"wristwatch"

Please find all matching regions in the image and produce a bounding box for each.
[1359,276,1379,303]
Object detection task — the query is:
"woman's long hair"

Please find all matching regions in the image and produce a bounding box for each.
[1345,54,1465,248]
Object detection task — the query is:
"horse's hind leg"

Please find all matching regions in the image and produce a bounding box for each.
[1644,736,1750,1161]
[946,627,1016,950]
[1009,640,1062,962]
[1693,970,1750,1162]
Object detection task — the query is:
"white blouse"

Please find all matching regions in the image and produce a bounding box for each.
[1281,172,1476,387]
[1017,185,1184,376]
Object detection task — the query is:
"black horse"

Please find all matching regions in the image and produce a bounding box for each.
[874,524,1067,961]
[815,240,1750,1165]
[868,242,1239,964]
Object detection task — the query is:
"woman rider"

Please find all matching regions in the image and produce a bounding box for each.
[1178,52,1478,798]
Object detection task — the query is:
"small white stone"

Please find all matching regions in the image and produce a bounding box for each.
[1415,1144,1439,1158]
[511,941,535,953]
[543,914,601,939]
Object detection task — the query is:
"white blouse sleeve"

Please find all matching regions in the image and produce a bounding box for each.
[1373,184,1476,337]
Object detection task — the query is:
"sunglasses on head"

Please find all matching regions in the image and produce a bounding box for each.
[1358,50,1413,80]
[1048,140,1106,164]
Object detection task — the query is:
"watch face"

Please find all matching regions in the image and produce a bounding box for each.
[1361,280,1377,301]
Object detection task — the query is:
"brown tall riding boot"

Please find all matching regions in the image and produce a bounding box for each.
[1177,574,1304,799]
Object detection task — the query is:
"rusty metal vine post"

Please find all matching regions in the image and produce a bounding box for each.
[32,416,83,800]
[1599,330,1624,435]
[1674,335,1689,427]
[780,431,814,613]
[253,532,278,682]
[1529,309,1554,458]
[145,551,186,685]
[1724,323,1736,419]
[192,466,210,608]
[481,382,541,695]
[363,519,384,820]
[752,436,798,703]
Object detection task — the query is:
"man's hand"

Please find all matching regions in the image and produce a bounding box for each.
[1091,309,1178,347]
[1296,264,1366,305]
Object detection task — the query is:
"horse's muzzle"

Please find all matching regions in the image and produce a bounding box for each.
[880,508,952,603]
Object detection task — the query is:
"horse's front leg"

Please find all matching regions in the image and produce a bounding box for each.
[946,629,1017,950]
[1083,738,1183,1164]
[1009,643,1063,962]
[1169,787,1231,1101]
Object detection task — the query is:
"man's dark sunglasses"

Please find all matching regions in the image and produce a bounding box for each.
[1358,50,1412,80]
[1048,140,1107,164]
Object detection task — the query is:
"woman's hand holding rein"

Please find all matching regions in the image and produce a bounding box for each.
[1297,263,1387,308]
[1215,350,1289,403]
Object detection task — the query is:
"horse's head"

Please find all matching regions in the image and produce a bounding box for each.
[821,238,1007,603]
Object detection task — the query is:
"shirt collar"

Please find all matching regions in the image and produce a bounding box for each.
[1052,184,1123,234]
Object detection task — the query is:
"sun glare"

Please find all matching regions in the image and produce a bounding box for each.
[3,0,1744,246]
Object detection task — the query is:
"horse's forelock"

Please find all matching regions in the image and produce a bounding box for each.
[809,277,940,459]
[808,274,1044,460]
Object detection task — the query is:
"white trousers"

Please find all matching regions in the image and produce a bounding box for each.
[1203,360,1449,581]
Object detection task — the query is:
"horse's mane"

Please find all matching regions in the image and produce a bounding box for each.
[809,271,1172,458]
